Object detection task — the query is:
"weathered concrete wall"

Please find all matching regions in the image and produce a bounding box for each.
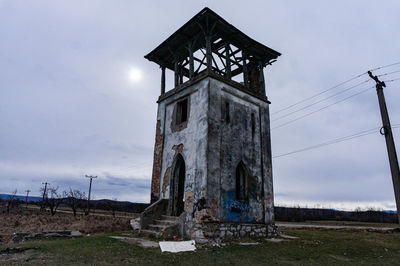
[150,119,163,203]
[261,104,274,223]
[205,78,274,224]
[157,79,209,221]
[150,75,274,239]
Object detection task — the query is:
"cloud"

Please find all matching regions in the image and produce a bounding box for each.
[0,1,399,210]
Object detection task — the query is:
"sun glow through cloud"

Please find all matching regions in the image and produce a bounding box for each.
[128,67,142,82]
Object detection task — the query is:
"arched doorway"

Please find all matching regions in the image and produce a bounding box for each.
[236,161,247,201]
[171,154,185,216]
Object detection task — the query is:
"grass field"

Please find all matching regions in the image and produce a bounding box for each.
[277,220,400,228]
[1,228,400,265]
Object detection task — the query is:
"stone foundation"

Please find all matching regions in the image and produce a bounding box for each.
[187,222,277,242]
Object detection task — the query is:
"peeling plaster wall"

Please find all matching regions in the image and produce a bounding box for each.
[206,78,274,224]
[150,119,163,203]
[151,76,274,240]
[158,79,209,221]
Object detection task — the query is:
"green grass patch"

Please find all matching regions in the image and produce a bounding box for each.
[2,229,400,265]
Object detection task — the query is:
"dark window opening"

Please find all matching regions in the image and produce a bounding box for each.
[236,161,247,201]
[176,99,188,125]
[225,101,230,123]
[251,113,255,138]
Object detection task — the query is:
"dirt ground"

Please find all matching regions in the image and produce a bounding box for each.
[0,207,132,244]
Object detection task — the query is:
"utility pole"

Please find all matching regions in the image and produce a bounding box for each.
[85,175,97,215]
[25,189,31,206]
[41,182,50,210]
[368,71,400,224]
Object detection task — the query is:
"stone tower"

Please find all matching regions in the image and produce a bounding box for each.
[142,8,281,240]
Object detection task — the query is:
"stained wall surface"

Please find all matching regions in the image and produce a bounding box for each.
[156,79,209,218]
[152,76,274,230]
[207,78,274,224]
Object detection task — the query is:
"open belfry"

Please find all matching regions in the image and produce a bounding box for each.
[140,7,281,241]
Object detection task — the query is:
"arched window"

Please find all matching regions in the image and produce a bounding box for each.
[236,161,247,200]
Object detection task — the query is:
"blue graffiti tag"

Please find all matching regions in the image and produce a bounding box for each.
[222,190,255,222]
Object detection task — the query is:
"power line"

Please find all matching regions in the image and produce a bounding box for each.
[85,175,97,215]
[377,69,400,77]
[368,70,400,223]
[369,61,400,72]
[273,126,400,159]
[272,86,375,130]
[271,72,367,115]
[272,61,400,116]
[272,79,371,122]
[384,77,400,83]
[40,182,50,211]
[25,190,31,206]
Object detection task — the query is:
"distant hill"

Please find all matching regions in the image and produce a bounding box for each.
[0,193,149,213]
[93,199,149,213]
[0,193,42,202]
[275,206,398,224]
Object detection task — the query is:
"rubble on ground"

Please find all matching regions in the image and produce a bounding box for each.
[12,230,82,243]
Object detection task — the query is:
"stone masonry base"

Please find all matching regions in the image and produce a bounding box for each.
[187,222,277,242]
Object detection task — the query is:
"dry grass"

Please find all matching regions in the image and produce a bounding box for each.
[0,207,132,244]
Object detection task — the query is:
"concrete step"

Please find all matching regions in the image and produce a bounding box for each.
[140,229,160,237]
[154,219,178,226]
[160,215,180,221]
[148,224,170,232]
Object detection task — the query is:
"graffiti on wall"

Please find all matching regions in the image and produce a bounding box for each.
[222,190,263,223]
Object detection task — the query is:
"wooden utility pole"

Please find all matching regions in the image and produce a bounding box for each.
[368,71,400,223]
[25,189,31,206]
[85,175,97,215]
[41,182,50,210]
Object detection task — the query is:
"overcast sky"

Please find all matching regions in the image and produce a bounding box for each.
[1,1,399,210]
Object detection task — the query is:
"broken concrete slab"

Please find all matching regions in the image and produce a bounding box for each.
[12,230,82,243]
[110,236,158,248]
[70,231,83,237]
[159,240,196,253]
[278,233,299,240]
[266,238,285,243]
[130,218,141,230]
[238,242,259,246]
[0,247,33,255]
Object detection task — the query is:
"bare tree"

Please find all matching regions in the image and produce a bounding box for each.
[110,198,118,217]
[63,188,86,216]
[47,187,63,216]
[6,189,18,214]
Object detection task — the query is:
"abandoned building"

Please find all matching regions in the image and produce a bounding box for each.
[140,7,281,241]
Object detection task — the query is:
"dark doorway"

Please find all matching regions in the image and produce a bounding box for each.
[172,154,186,216]
[236,161,247,201]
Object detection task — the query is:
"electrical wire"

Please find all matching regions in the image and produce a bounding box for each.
[391,123,400,129]
[272,79,371,122]
[384,77,400,83]
[377,69,400,77]
[272,70,399,122]
[273,125,400,159]
[271,72,367,115]
[369,61,400,72]
[272,61,400,116]
[271,86,375,130]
